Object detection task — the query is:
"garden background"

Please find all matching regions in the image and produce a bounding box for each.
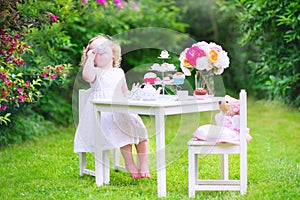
[0,0,299,199]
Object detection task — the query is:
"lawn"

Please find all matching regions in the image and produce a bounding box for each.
[0,98,299,200]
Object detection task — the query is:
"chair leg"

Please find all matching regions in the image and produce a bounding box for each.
[79,152,86,176]
[240,152,247,195]
[112,149,119,169]
[188,148,196,198]
[220,154,229,180]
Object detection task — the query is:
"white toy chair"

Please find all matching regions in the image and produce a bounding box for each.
[78,89,125,180]
[188,90,248,197]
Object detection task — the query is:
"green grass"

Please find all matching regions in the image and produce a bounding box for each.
[0,98,299,199]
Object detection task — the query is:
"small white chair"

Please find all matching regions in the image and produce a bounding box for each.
[78,89,125,180]
[188,90,248,197]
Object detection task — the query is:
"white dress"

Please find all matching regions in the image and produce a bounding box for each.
[74,68,148,152]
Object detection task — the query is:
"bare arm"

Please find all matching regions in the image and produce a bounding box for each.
[122,79,129,93]
[82,50,97,83]
[121,75,131,97]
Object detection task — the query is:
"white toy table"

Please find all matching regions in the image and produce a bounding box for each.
[92,95,223,197]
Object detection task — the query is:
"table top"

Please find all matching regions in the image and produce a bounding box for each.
[92,95,224,107]
[92,95,223,115]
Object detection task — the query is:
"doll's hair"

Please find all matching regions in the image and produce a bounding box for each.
[80,34,122,68]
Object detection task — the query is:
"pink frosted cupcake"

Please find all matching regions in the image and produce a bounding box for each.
[144,72,157,84]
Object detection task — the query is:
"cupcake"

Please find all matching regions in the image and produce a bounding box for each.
[150,63,160,71]
[173,72,185,84]
[159,50,169,59]
[154,77,162,84]
[163,76,173,84]
[144,72,157,84]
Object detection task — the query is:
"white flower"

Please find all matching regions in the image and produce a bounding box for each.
[180,65,192,76]
[196,56,210,71]
[214,51,230,69]
[207,42,223,52]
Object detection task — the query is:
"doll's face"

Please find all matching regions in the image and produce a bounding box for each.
[219,100,240,116]
[90,38,113,68]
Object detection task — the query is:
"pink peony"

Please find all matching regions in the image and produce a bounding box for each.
[186,46,206,66]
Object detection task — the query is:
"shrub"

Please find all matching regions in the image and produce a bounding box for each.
[0,0,72,126]
[0,109,54,147]
[236,0,300,107]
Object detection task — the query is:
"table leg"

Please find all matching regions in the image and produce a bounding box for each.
[155,109,166,197]
[94,109,104,186]
[103,150,110,184]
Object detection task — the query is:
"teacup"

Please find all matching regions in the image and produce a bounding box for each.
[177,90,189,100]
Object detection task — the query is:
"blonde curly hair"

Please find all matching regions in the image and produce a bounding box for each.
[80,34,122,68]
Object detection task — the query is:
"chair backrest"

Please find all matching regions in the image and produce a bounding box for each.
[79,89,91,117]
[239,89,247,148]
[78,89,95,134]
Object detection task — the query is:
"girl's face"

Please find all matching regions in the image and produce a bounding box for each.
[90,38,113,68]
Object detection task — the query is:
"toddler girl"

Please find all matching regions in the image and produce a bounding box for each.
[74,34,150,179]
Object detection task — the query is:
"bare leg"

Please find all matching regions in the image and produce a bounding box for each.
[120,144,140,179]
[135,140,151,178]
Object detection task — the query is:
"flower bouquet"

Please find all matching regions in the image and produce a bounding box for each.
[179,41,230,96]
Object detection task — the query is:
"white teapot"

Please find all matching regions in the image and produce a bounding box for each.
[138,83,162,100]
[131,83,161,100]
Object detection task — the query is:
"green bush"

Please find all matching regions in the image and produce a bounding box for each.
[0,1,72,126]
[0,109,54,147]
[236,0,300,107]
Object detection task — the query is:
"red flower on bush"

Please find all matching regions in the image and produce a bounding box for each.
[50,14,59,22]
[17,88,23,94]
[1,29,29,67]
[0,105,7,111]
[115,0,121,7]
[0,72,6,80]
[5,80,12,87]
[96,0,107,5]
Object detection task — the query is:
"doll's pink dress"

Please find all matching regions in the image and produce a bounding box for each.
[74,68,148,153]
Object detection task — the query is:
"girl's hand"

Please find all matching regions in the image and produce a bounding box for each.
[86,49,96,60]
